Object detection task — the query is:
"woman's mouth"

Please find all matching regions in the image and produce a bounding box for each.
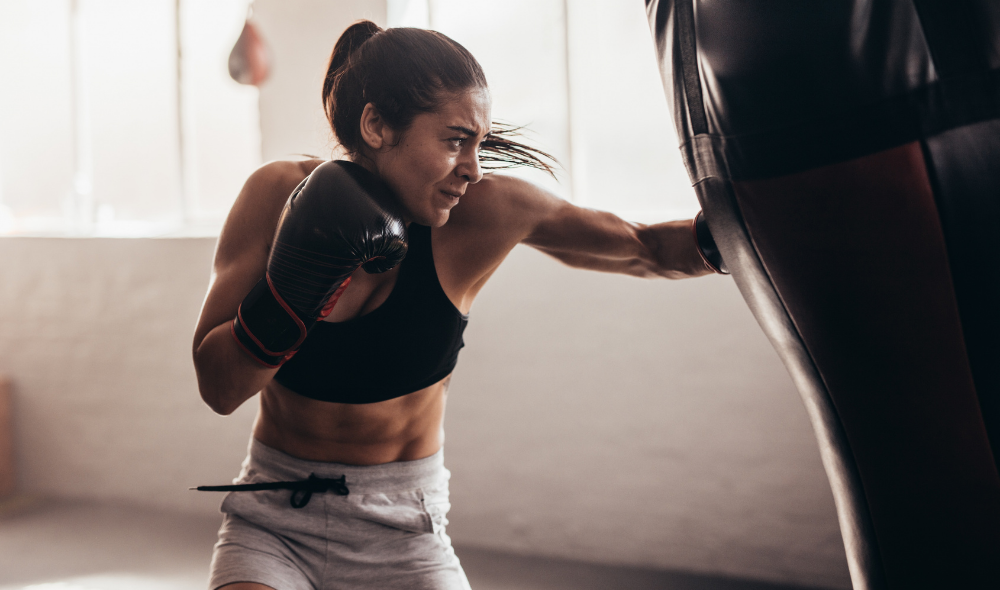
[440,189,462,203]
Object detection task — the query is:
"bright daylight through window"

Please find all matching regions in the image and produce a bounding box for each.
[0,0,697,237]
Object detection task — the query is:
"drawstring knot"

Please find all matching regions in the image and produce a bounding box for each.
[289,474,350,508]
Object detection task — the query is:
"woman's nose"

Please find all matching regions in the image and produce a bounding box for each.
[456,151,483,184]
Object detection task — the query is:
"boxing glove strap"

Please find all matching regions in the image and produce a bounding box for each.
[230,275,309,367]
[692,210,729,274]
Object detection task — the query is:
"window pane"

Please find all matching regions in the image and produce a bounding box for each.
[179,0,262,225]
[84,0,181,230]
[0,1,75,231]
[567,0,696,219]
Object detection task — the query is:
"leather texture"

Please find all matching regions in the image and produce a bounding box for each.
[267,160,407,321]
[922,118,1000,469]
[693,210,728,274]
[232,160,408,367]
[645,1,1000,587]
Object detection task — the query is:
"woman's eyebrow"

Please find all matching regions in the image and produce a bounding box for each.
[446,125,481,136]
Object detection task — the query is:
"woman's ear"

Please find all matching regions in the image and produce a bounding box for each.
[359,103,391,151]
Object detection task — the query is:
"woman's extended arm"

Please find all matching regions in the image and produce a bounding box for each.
[484,175,715,279]
[192,162,306,415]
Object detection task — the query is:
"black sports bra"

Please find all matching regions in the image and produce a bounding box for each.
[273,223,469,404]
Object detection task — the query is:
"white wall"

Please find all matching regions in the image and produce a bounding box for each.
[0,237,850,589]
[447,247,851,587]
[0,238,256,514]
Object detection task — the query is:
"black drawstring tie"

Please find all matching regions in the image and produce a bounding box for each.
[192,473,349,508]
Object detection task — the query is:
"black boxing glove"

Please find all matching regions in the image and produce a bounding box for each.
[691,210,728,274]
[232,160,408,367]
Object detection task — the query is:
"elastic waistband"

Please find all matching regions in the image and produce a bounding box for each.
[245,438,446,494]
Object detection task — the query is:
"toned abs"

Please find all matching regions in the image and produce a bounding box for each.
[254,377,450,465]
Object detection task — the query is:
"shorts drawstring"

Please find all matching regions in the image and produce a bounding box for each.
[192,473,349,508]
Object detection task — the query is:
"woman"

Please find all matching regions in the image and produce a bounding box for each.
[192,21,718,590]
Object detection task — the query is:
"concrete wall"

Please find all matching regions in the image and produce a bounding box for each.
[0,238,255,514]
[0,237,850,589]
[447,248,849,587]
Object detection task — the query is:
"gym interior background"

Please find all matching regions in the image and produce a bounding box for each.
[1,1,850,588]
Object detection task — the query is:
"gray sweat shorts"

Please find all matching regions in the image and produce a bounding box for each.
[208,438,471,590]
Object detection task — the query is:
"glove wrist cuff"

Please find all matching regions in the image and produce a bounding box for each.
[691,210,729,275]
[230,275,309,367]
[231,318,293,368]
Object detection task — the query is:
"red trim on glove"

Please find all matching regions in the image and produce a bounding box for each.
[318,276,352,320]
[265,273,309,350]
[232,273,310,358]
[230,319,284,368]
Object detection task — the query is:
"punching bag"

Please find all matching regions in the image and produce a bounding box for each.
[645,1,1000,588]
[228,4,271,86]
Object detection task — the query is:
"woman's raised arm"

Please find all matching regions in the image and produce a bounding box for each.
[192,162,305,415]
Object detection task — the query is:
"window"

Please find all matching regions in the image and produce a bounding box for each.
[0,1,697,236]
[0,0,260,236]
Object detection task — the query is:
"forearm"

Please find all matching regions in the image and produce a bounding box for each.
[530,215,714,278]
[193,322,279,415]
[512,177,719,278]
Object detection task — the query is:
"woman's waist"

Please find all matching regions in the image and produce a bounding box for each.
[235,437,448,495]
[254,380,446,465]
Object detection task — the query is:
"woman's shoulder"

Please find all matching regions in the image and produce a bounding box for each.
[233,158,326,215]
[467,172,536,197]
[432,173,564,295]
[250,158,325,194]
[451,173,535,221]
[448,172,559,231]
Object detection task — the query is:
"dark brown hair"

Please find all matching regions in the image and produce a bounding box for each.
[323,21,556,176]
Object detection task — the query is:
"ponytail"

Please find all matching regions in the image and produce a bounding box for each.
[323,21,382,154]
[326,20,380,76]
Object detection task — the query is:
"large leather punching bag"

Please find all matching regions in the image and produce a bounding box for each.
[645,1,1000,588]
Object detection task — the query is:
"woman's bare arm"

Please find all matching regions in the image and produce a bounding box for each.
[476,174,714,279]
[192,161,313,415]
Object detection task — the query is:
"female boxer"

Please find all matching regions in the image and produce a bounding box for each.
[192,21,719,590]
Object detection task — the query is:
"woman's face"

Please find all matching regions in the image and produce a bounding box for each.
[366,88,491,227]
